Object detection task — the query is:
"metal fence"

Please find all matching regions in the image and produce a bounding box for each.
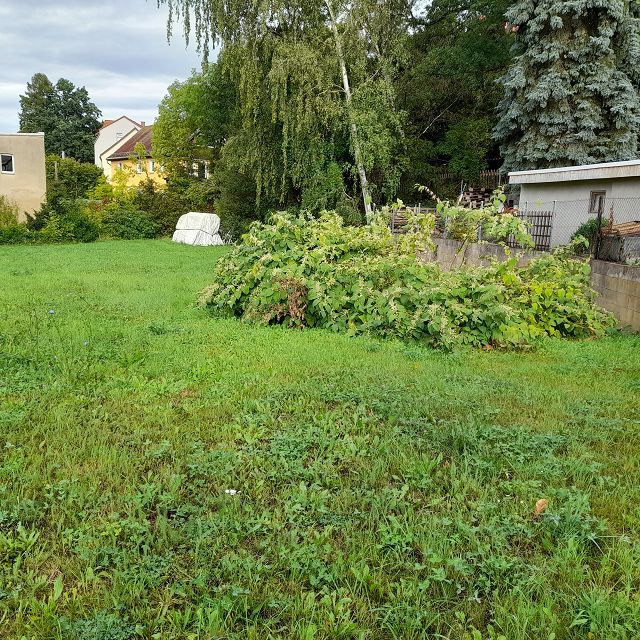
[394,197,640,262]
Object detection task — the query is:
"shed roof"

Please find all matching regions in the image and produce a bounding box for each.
[107,125,153,160]
[509,160,640,184]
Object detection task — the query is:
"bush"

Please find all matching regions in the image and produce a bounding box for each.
[0,224,30,245]
[26,199,99,243]
[132,179,191,236]
[0,195,20,227]
[46,155,104,201]
[100,209,158,239]
[570,217,603,250]
[200,211,614,349]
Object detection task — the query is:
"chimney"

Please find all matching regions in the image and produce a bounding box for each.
[140,121,146,127]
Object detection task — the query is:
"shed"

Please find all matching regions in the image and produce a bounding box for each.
[508,160,640,247]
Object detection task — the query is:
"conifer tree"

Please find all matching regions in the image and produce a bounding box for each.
[494,0,640,170]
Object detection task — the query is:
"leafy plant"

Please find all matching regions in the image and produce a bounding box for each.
[0,194,20,227]
[570,217,604,250]
[200,210,613,348]
[100,209,158,240]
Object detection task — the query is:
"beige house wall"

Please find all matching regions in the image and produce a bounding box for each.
[0,133,46,222]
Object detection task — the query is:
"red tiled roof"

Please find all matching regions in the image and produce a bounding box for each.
[107,125,153,160]
[100,119,115,129]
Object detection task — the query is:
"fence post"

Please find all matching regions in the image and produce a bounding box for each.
[593,201,605,259]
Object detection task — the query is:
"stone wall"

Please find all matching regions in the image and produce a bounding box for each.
[590,260,640,331]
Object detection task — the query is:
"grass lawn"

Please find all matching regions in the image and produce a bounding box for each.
[1,239,639,639]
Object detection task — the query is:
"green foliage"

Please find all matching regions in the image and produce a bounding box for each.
[0,224,30,244]
[131,179,191,236]
[27,199,98,243]
[100,209,158,240]
[46,155,104,201]
[571,218,605,250]
[0,195,20,228]
[494,0,640,170]
[157,0,411,214]
[19,73,102,162]
[0,240,638,638]
[154,63,237,177]
[396,0,513,195]
[418,186,534,250]
[201,211,612,348]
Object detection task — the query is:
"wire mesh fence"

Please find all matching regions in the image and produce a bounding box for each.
[519,197,640,261]
[392,196,640,262]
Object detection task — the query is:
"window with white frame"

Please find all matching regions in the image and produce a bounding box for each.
[117,162,123,170]
[148,159,155,173]
[1,154,14,173]
[136,161,143,174]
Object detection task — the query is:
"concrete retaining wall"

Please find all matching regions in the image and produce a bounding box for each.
[590,260,640,330]
[420,237,544,269]
[421,240,640,331]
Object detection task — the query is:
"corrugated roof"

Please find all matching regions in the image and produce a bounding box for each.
[107,125,153,160]
[509,159,640,184]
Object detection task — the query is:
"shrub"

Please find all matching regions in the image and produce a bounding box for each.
[0,195,20,227]
[100,209,158,239]
[570,217,603,250]
[200,212,614,349]
[0,224,30,245]
[46,155,104,201]
[26,199,99,243]
[132,179,191,236]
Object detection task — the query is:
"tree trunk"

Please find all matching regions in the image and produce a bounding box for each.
[325,0,373,221]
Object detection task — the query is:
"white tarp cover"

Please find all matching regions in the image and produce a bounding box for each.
[172,212,224,246]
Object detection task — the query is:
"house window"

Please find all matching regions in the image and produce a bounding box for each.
[589,191,606,215]
[1,154,14,173]
[148,160,155,173]
[136,161,143,174]
[117,162,123,170]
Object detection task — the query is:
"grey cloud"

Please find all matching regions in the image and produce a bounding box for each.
[0,0,205,132]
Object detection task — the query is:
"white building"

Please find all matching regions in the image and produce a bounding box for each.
[509,160,640,246]
[94,116,142,178]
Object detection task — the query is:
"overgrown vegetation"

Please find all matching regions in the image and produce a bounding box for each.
[0,155,203,245]
[0,240,638,638]
[202,211,613,348]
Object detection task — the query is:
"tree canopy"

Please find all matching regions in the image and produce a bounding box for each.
[19,73,102,163]
[157,0,414,217]
[494,0,640,170]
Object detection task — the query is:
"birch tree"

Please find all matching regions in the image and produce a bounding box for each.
[156,0,412,216]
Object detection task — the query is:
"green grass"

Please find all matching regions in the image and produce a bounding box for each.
[0,239,639,640]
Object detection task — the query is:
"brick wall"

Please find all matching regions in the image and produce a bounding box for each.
[590,260,640,330]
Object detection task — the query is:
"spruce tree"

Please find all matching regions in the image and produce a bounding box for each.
[494,0,640,171]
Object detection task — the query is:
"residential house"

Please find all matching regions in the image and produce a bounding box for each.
[509,160,640,246]
[106,125,165,188]
[94,116,142,178]
[0,132,46,222]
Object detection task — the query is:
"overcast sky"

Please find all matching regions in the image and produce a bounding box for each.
[0,0,205,132]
